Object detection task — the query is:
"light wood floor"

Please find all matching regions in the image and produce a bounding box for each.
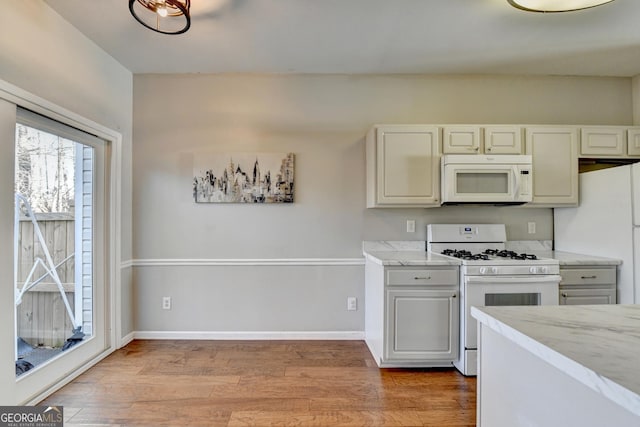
[41,340,476,426]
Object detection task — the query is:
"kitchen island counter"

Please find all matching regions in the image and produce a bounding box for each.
[472,304,640,426]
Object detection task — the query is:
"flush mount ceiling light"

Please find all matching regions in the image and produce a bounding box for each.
[129,0,191,34]
[507,0,615,12]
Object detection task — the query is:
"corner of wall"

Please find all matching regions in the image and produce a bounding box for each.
[631,75,640,125]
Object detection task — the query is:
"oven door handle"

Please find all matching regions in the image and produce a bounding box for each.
[466,275,562,284]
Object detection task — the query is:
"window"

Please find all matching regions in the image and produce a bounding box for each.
[14,108,106,380]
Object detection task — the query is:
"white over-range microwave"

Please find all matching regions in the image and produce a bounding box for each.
[441,154,533,205]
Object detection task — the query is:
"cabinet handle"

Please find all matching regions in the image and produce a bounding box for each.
[581,275,597,279]
[561,292,568,298]
[414,276,431,280]
[452,294,457,298]
[467,147,479,151]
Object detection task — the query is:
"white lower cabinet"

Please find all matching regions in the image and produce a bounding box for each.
[365,262,459,367]
[385,289,459,361]
[560,288,616,305]
[559,266,617,305]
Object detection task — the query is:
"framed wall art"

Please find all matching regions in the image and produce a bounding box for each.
[193,152,294,203]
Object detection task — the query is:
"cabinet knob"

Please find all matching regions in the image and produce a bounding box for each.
[561,292,568,298]
[486,147,492,151]
[452,294,457,298]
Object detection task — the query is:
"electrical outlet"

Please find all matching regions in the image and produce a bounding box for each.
[162,296,171,310]
[347,297,357,311]
[406,220,416,233]
[528,222,536,234]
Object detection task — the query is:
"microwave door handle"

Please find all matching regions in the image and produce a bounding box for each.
[512,166,520,197]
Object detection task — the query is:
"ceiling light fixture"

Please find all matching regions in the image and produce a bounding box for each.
[507,0,615,12]
[129,0,191,35]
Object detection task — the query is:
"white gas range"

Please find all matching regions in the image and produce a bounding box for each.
[427,224,561,376]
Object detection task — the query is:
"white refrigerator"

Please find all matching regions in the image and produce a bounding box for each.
[554,163,639,304]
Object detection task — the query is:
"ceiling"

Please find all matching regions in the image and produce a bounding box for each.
[44,0,640,77]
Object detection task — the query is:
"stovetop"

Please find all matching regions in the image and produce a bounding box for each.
[441,249,540,261]
[426,224,559,275]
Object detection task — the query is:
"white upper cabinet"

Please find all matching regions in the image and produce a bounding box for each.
[525,126,579,207]
[627,128,640,156]
[484,125,523,154]
[442,125,522,154]
[442,126,480,154]
[366,125,441,208]
[580,127,625,157]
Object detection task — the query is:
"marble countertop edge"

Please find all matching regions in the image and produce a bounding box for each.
[363,251,461,266]
[361,241,621,266]
[471,306,640,418]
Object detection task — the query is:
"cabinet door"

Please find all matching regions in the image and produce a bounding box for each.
[385,289,459,361]
[484,126,523,154]
[580,127,625,157]
[442,126,480,154]
[559,288,616,305]
[369,125,440,207]
[628,128,640,156]
[525,127,579,206]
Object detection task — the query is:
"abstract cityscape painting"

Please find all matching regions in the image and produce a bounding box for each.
[193,152,294,203]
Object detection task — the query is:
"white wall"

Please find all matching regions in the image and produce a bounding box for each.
[633,75,640,125]
[0,2,132,404]
[132,74,632,335]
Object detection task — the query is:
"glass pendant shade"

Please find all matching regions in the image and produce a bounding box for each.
[129,0,191,34]
[508,0,615,12]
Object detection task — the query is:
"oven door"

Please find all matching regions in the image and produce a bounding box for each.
[464,275,561,348]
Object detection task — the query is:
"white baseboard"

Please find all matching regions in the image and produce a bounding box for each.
[132,330,365,340]
[119,331,135,348]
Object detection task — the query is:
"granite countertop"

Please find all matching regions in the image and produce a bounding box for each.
[364,250,461,266]
[471,305,640,418]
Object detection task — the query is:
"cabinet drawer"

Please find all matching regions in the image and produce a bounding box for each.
[387,269,458,286]
[560,268,615,285]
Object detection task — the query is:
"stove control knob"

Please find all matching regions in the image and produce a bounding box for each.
[540,266,548,274]
[480,267,487,274]
[491,267,498,274]
[529,267,538,274]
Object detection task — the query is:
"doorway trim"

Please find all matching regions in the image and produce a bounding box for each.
[0,78,122,404]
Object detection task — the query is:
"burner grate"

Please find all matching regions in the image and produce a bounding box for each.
[483,249,538,260]
[440,248,539,261]
[441,249,490,261]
